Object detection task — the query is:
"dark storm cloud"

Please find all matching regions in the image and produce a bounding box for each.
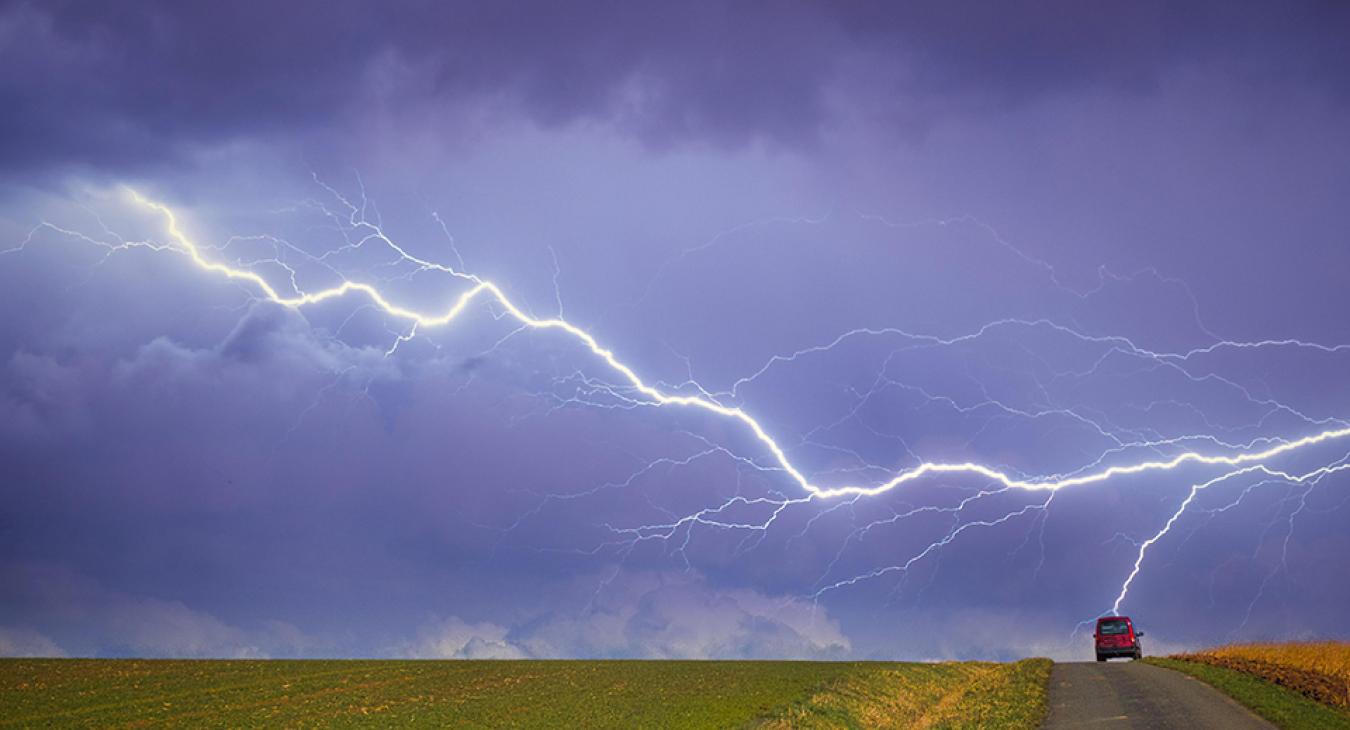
[4,1,1350,662]
[838,2,1350,101]
[0,0,835,170]
[3,0,1348,174]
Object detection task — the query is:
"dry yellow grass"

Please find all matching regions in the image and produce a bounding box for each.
[1207,643,1350,681]
[753,659,1051,729]
[1174,642,1350,709]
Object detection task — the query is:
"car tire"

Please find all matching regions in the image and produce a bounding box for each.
[1096,654,1105,662]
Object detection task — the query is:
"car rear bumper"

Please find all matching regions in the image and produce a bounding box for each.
[1095,646,1140,658]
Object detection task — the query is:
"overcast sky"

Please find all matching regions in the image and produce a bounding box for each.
[2,1,1350,660]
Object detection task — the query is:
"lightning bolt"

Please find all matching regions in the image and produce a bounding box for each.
[11,182,1350,643]
[53,188,1350,505]
[1111,460,1350,615]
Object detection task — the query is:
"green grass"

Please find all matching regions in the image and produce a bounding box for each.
[0,658,1051,728]
[1146,658,1350,730]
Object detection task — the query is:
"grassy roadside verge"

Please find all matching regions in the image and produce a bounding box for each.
[1146,658,1350,730]
[752,658,1051,729]
[0,658,1053,728]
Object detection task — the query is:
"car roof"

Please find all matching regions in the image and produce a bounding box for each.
[1097,615,1130,622]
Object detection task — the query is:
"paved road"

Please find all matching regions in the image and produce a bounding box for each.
[1043,661,1273,729]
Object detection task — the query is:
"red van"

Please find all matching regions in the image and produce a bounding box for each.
[1094,615,1143,661]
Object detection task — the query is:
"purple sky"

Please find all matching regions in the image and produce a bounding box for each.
[3,1,1350,661]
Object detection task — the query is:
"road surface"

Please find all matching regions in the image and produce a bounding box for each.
[1043,661,1273,729]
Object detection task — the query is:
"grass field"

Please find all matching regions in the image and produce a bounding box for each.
[0,658,1049,728]
[1169,642,1350,710]
[1147,658,1350,730]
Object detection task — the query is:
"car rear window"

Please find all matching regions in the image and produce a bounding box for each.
[1098,619,1129,635]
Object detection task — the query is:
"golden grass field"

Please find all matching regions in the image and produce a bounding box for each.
[753,659,1050,729]
[1173,642,1350,710]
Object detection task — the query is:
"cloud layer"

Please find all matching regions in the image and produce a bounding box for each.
[4,1,1348,173]
[401,571,849,660]
[3,2,1350,660]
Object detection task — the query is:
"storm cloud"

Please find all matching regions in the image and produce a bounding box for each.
[2,2,1349,660]
[4,1,1349,174]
